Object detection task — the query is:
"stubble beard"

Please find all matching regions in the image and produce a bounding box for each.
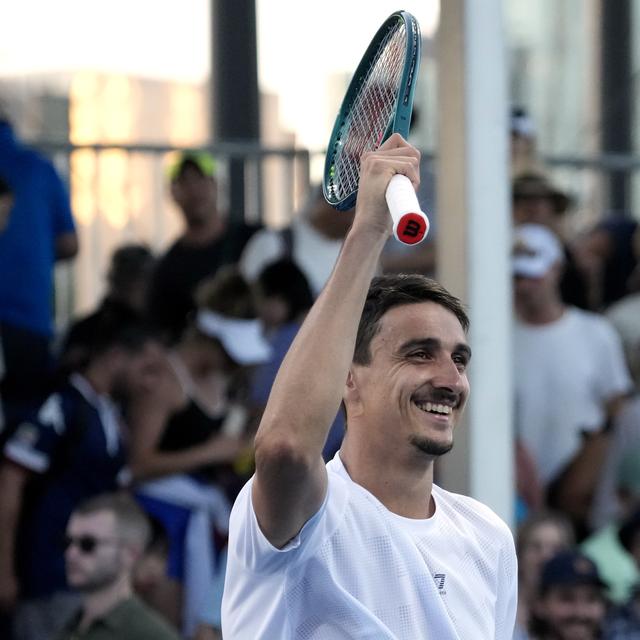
[408,434,454,458]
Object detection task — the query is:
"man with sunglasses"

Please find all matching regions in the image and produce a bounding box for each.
[55,493,178,640]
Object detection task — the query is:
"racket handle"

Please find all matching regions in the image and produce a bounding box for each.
[385,174,429,245]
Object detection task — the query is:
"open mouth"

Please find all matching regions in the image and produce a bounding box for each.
[414,401,453,416]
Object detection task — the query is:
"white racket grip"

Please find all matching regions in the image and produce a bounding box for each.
[385,174,429,245]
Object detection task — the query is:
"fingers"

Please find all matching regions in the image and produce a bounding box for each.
[361,146,421,190]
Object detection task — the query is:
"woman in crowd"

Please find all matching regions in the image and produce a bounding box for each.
[128,266,271,639]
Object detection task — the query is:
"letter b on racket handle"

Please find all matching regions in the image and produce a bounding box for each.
[385,175,429,245]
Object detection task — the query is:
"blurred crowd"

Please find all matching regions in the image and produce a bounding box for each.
[0,105,639,640]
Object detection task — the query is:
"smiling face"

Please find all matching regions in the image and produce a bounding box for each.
[535,584,605,640]
[346,301,471,460]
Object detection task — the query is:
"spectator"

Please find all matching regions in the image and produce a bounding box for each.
[147,151,260,344]
[606,291,640,389]
[0,117,79,434]
[580,216,638,310]
[250,259,344,460]
[529,550,609,640]
[604,507,640,637]
[239,185,354,298]
[130,267,271,637]
[510,106,543,176]
[512,223,632,537]
[583,445,640,605]
[55,493,179,640]
[0,323,163,640]
[604,226,640,386]
[59,243,156,375]
[514,511,575,639]
[512,172,590,309]
[590,392,640,528]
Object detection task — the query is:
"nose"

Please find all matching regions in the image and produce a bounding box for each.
[431,356,466,394]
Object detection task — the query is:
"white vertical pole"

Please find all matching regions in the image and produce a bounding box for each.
[436,0,514,527]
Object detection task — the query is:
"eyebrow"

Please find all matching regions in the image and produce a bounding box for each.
[398,338,472,361]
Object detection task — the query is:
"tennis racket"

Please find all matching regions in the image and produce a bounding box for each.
[323,10,429,245]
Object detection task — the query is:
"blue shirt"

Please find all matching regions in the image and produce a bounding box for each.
[3,374,127,598]
[0,122,76,335]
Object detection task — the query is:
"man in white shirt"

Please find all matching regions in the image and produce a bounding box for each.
[512,224,632,533]
[222,135,517,639]
[239,186,354,298]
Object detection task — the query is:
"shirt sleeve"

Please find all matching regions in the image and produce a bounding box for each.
[3,392,68,473]
[227,472,347,575]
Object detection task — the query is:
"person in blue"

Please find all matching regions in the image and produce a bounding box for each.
[0,116,79,435]
[0,322,164,640]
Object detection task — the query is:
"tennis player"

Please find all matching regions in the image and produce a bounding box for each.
[222,134,517,639]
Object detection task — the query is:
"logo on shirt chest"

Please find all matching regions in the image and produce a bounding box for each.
[433,573,446,595]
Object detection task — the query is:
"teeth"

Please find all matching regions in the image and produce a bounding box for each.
[418,402,452,415]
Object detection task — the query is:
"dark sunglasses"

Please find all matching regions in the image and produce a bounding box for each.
[62,534,118,554]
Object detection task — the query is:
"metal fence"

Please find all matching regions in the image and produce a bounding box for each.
[35,140,640,332]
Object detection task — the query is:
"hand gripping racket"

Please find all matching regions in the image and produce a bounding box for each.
[323,10,429,245]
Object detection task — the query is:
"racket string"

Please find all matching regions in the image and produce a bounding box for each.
[331,21,407,201]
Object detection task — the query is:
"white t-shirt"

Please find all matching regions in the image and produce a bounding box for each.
[239,218,344,297]
[222,454,517,639]
[514,307,632,485]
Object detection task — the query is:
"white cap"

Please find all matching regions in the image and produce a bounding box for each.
[195,310,272,366]
[512,224,564,278]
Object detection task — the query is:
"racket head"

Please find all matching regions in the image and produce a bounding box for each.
[323,11,421,211]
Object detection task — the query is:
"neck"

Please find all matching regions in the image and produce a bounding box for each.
[516,298,565,325]
[175,342,217,378]
[182,214,225,245]
[340,434,435,519]
[78,576,131,632]
[82,365,112,396]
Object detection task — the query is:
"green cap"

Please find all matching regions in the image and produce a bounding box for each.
[167,151,217,181]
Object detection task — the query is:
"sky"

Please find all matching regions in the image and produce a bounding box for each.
[0,0,439,148]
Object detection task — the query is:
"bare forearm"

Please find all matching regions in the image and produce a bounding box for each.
[131,439,236,482]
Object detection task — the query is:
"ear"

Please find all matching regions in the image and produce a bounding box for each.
[121,542,144,572]
[343,368,364,418]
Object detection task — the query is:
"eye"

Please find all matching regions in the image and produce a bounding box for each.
[452,354,468,371]
[409,350,431,361]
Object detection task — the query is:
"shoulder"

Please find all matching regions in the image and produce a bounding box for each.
[567,306,617,334]
[238,227,286,281]
[433,485,515,547]
[113,597,180,640]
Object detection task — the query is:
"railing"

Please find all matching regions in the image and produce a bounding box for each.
[29,140,640,331]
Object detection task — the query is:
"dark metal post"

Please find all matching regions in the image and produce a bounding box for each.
[600,0,631,213]
[211,0,261,221]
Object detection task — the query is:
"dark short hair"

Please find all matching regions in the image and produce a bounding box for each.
[85,321,158,364]
[194,265,256,320]
[353,274,469,365]
[73,492,152,550]
[257,259,314,323]
[107,244,155,292]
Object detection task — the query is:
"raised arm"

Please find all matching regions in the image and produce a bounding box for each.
[252,135,421,547]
